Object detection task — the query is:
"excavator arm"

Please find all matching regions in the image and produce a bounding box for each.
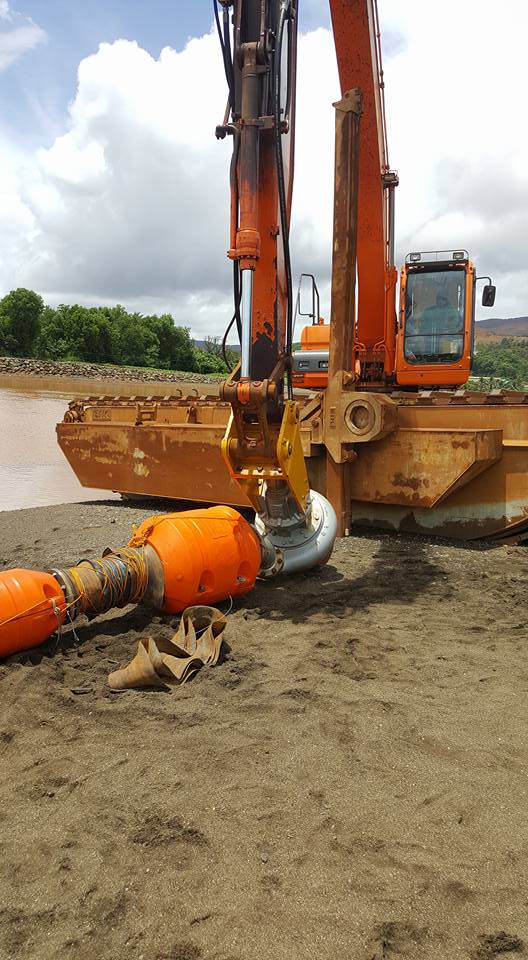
[216,0,401,413]
[216,0,302,504]
[218,0,295,382]
[215,0,337,573]
[215,0,397,552]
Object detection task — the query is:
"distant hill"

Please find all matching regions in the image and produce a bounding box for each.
[476,317,528,337]
[195,323,528,350]
[475,329,504,344]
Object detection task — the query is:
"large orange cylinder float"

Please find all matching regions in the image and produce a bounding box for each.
[0,569,66,658]
[0,507,262,659]
[129,505,261,612]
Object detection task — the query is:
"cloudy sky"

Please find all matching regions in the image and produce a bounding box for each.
[1,0,527,337]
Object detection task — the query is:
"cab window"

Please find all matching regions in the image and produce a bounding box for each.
[404,269,465,364]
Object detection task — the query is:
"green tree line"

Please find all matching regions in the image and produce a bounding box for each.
[0,287,237,375]
[2,287,526,386]
[471,338,528,390]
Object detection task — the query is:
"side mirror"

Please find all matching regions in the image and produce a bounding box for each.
[482,284,496,308]
[296,273,321,325]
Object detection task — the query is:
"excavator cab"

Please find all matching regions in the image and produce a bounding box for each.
[293,250,496,392]
[395,250,495,387]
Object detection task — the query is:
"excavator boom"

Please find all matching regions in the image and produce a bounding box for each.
[331,0,398,379]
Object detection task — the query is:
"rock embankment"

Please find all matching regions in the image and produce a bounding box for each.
[0,355,222,384]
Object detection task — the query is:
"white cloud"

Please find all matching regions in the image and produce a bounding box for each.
[380,0,528,319]
[0,2,46,71]
[0,3,528,337]
[17,35,233,322]
[0,22,45,70]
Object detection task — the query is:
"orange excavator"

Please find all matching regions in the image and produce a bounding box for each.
[57,0,528,541]
[292,251,496,391]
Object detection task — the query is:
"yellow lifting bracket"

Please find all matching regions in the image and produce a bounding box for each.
[221,399,310,514]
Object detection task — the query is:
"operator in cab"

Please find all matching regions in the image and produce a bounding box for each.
[405,290,463,363]
[423,292,461,335]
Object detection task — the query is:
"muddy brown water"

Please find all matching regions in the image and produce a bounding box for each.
[0,375,212,512]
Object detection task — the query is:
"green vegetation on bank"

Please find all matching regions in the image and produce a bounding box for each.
[0,287,237,374]
[471,338,528,390]
[2,287,527,388]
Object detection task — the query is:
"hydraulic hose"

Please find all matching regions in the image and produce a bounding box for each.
[233,261,242,341]
[273,0,295,399]
[229,123,242,343]
[221,312,236,369]
[222,3,235,103]
[213,0,234,110]
[222,120,242,365]
[221,262,243,370]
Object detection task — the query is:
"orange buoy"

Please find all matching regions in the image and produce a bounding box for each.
[130,505,261,612]
[0,569,66,658]
[0,507,262,659]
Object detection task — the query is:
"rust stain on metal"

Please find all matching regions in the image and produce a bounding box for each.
[56,388,528,540]
[391,472,421,492]
[372,489,436,509]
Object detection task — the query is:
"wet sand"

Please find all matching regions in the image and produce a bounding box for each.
[0,500,527,959]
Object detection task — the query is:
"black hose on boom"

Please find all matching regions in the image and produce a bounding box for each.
[213,1,241,368]
[213,0,234,110]
[273,0,295,399]
[222,262,243,370]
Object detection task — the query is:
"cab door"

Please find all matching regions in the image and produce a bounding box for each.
[395,257,474,387]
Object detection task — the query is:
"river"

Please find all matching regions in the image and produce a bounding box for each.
[0,379,122,512]
[0,374,221,512]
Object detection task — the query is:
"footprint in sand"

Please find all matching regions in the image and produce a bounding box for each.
[472,932,524,959]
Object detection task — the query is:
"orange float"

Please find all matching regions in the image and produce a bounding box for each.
[0,569,66,658]
[0,507,262,659]
[130,505,261,612]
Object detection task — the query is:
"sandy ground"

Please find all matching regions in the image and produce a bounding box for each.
[1,501,528,960]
